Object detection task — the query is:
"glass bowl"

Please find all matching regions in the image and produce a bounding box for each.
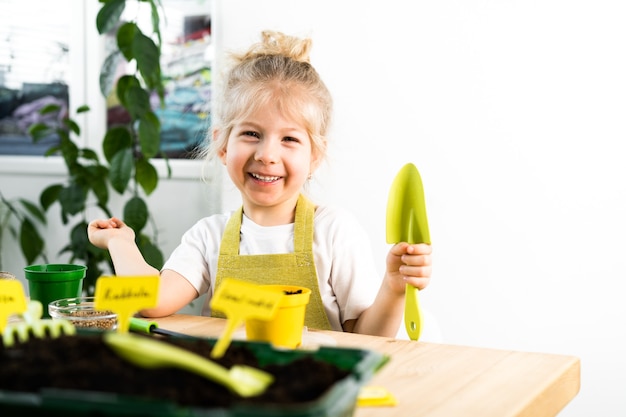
[49,297,117,331]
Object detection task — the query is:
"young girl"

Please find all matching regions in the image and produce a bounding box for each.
[88,31,432,337]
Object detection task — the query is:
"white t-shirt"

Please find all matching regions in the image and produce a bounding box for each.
[162,205,381,331]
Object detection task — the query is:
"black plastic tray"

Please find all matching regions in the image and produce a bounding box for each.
[0,333,388,417]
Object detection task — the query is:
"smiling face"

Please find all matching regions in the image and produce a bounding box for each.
[219,102,319,226]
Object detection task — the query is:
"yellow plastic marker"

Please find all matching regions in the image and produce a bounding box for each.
[357,386,398,407]
[94,276,160,333]
[210,278,285,358]
[0,280,27,333]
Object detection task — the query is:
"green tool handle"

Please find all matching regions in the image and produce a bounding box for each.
[129,317,188,337]
[129,317,155,334]
[404,285,423,341]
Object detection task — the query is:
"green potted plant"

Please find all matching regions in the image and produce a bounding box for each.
[24,0,169,294]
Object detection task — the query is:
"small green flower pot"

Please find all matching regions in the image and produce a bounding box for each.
[24,264,87,318]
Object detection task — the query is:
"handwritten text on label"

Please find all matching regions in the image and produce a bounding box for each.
[94,276,160,333]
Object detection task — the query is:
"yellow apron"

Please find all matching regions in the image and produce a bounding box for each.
[212,194,332,330]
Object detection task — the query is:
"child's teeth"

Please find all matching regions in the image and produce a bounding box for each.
[253,173,279,181]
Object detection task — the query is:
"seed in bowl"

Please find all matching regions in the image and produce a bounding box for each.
[62,310,117,330]
[49,297,117,331]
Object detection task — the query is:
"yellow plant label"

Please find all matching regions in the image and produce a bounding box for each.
[0,280,27,332]
[357,386,398,407]
[94,276,160,333]
[210,278,284,358]
[211,278,283,320]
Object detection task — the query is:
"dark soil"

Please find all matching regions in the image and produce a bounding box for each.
[0,333,349,409]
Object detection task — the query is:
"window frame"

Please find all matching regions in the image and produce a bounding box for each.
[0,0,210,181]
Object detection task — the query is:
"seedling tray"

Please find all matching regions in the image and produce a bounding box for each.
[0,331,388,417]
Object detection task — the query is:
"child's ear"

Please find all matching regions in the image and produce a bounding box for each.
[214,129,227,165]
[218,149,227,165]
[309,155,321,173]
[309,140,325,172]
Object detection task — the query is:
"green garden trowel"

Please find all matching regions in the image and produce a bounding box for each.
[386,163,431,341]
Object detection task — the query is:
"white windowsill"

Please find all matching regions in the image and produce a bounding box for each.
[0,155,209,181]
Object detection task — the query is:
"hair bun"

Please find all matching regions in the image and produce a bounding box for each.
[234,30,312,64]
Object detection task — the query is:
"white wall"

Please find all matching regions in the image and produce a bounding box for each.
[215,1,625,415]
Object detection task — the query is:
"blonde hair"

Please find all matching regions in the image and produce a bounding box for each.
[203,31,333,164]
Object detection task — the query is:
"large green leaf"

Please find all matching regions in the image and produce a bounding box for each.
[71,164,92,189]
[28,123,54,143]
[59,183,87,216]
[64,118,81,136]
[39,103,61,115]
[80,148,100,162]
[40,184,63,211]
[44,145,61,157]
[92,181,110,208]
[138,111,160,158]
[20,218,44,265]
[109,148,134,194]
[116,22,138,61]
[124,86,151,120]
[19,199,46,224]
[96,0,126,35]
[69,221,90,259]
[149,0,162,48]
[103,126,132,163]
[124,196,148,232]
[116,75,141,108]
[135,157,158,195]
[85,165,110,207]
[133,31,161,90]
[82,252,109,296]
[137,234,164,269]
[59,134,79,168]
[100,50,123,97]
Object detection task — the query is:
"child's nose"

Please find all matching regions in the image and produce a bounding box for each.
[254,140,279,164]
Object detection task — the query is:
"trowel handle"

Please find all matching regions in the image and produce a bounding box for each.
[404,284,423,341]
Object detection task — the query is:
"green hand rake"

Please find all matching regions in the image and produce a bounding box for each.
[2,300,76,347]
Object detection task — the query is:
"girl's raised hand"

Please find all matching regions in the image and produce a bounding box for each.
[87,217,135,249]
[386,243,432,293]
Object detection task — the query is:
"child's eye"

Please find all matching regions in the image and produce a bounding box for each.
[243,131,260,138]
[283,136,300,143]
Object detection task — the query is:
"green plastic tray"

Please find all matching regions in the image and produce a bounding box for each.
[0,333,388,417]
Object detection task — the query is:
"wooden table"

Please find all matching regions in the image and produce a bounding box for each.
[152,314,580,417]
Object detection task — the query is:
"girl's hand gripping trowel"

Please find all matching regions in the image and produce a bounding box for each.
[386,163,431,341]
